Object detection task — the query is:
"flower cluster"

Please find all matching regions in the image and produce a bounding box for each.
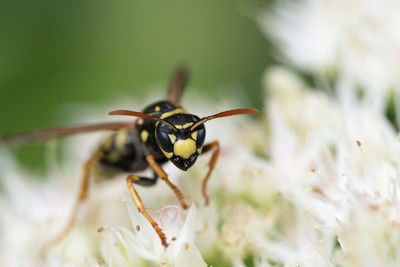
[2,1,400,266]
[260,0,400,110]
[2,70,400,266]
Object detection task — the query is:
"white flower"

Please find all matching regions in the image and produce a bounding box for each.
[260,0,400,109]
[100,202,206,267]
[0,148,110,266]
[256,67,400,266]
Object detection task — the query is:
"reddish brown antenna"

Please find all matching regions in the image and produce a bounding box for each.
[191,108,259,131]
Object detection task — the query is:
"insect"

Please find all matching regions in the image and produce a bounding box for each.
[2,68,259,251]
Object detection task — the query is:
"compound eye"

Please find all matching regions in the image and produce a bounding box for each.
[156,126,174,152]
[193,125,206,148]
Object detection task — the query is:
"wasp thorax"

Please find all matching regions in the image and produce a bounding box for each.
[155,114,206,171]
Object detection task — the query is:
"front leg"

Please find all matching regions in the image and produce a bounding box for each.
[126,175,168,247]
[146,154,189,209]
[200,141,220,205]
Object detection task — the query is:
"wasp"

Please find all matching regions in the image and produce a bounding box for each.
[2,68,259,250]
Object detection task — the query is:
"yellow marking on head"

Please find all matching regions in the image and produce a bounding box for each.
[138,118,144,125]
[160,146,173,159]
[140,130,149,142]
[175,122,194,129]
[197,147,203,154]
[174,139,196,159]
[168,134,176,144]
[155,106,160,112]
[191,131,198,140]
[160,108,187,119]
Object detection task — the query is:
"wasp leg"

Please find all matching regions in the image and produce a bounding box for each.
[41,156,98,257]
[133,174,158,186]
[146,154,189,209]
[126,175,168,247]
[201,141,220,205]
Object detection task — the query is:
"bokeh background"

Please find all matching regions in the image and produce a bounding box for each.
[0,0,272,169]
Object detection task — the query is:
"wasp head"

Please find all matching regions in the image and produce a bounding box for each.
[109,107,259,170]
[155,114,206,171]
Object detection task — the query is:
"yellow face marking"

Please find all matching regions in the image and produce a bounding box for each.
[140,130,149,142]
[155,106,160,112]
[197,147,203,154]
[174,138,196,159]
[160,146,173,159]
[138,118,144,125]
[191,130,198,141]
[175,122,194,129]
[160,108,187,119]
[168,134,176,144]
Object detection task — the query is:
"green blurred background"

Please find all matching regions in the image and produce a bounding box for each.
[0,0,272,168]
